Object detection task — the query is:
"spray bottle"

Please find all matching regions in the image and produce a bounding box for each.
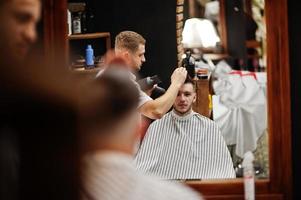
[242,151,255,200]
[85,44,94,69]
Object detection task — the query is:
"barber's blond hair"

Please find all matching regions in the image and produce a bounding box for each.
[115,31,146,53]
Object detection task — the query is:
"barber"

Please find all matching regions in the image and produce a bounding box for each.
[97,31,187,119]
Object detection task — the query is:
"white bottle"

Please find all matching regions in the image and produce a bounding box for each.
[242,151,255,200]
[67,9,72,35]
[72,14,81,34]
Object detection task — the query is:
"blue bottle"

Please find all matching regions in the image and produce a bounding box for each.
[85,44,94,68]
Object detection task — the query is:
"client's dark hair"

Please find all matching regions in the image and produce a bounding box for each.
[184,76,196,91]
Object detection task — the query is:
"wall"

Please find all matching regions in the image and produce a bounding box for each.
[78,0,178,89]
[224,0,247,69]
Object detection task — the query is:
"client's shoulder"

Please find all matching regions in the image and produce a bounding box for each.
[194,112,219,126]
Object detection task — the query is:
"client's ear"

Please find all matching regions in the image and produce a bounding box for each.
[193,93,197,103]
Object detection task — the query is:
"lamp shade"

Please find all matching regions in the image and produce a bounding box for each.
[182,18,220,48]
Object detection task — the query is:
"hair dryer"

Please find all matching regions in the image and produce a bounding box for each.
[137,75,166,95]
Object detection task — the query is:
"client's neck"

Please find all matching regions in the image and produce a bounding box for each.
[173,109,193,117]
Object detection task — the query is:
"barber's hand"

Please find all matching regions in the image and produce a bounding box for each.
[171,67,187,88]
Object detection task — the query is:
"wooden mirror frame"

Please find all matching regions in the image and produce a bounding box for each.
[43,0,292,199]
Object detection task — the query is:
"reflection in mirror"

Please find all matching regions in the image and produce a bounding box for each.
[135,0,268,181]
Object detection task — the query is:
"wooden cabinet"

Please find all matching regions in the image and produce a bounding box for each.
[68,32,111,49]
[192,79,210,118]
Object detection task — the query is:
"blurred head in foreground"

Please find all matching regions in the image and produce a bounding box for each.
[79,60,140,155]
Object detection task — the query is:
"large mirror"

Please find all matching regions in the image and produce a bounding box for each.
[44,0,291,198]
[134,0,268,181]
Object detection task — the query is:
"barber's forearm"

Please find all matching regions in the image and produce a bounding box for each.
[140,82,180,119]
[154,82,181,112]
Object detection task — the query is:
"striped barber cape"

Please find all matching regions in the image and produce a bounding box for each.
[134,110,236,179]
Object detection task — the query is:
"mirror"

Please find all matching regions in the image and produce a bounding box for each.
[44,0,292,198]
[135,0,269,181]
[132,0,268,181]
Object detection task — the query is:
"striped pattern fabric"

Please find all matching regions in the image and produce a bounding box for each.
[134,110,236,179]
[82,152,203,200]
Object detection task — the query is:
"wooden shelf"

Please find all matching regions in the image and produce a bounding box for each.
[71,67,102,79]
[73,66,100,72]
[68,32,110,40]
[68,32,111,51]
[246,40,261,48]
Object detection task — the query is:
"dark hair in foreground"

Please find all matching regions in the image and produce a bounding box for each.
[80,66,139,132]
